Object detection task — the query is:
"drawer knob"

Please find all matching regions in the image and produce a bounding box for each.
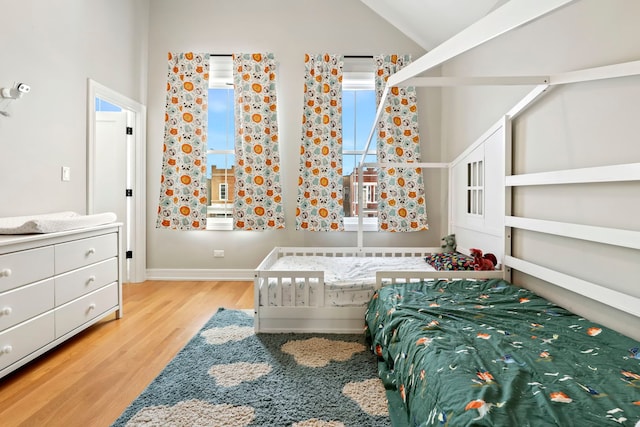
[87,275,96,284]
[2,345,12,354]
[1,307,11,316]
[0,268,11,278]
[89,303,96,310]
[87,248,96,255]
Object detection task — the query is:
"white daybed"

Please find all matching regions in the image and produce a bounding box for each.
[254,245,506,332]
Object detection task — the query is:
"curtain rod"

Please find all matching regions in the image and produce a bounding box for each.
[208,54,374,58]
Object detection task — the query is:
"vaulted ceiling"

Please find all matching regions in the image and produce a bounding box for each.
[361,0,508,51]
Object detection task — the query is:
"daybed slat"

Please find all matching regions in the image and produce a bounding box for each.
[376,270,505,287]
[303,278,310,306]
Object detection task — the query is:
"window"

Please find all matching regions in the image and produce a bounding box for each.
[342,58,378,231]
[467,160,484,216]
[219,183,227,201]
[207,56,235,230]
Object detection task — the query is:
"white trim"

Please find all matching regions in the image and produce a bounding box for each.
[362,162,449,169]
[506,163,640,187]
[450,121,503,168]
[146,268,254,281]
[256,307,368,334]
[505,216,640,250]
[549,59,640,86]
[404,76,550,86]
[504,256,640,317]
[343,216,378,232]
[506,85,550,119]
[87,79,147,284]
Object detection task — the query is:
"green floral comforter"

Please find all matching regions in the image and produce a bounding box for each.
[365,279,640,426]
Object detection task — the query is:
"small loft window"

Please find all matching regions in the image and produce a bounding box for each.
[467,160,484,216]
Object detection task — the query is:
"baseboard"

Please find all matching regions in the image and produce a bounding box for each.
[145,269,254,281]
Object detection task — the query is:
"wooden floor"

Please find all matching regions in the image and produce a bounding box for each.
[0,280,253,427]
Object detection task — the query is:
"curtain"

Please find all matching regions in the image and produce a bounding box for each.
[156,52,210,230]
[296,54,344,231]
[374,54,428,232]
[232,53,285,230]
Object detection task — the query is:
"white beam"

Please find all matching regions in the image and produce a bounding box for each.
[387,0,578,87]
[505,256,640,317]
[403,76,550,87]
[506,163,640,187]
[505,216,640,250]
[549,60,640,86]
[362,162,449,169]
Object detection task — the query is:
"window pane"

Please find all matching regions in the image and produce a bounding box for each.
[208,88,234,151]
[343,154,357,177]
[343,90,355,152]
[355,90,376,151]
[341,83,377,221]
[207,87,235,225]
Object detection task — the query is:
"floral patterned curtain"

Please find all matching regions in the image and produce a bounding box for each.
[374,54,428,232]
[232,53,285,230]
[156,52,210,230]
[296,54,344,231]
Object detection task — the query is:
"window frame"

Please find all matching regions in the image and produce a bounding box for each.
[342,61,378,231]
[206,56,235,230]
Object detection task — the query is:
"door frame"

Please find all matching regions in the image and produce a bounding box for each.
[87,78,146,283]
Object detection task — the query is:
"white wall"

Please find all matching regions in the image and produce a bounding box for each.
[146,0,443,271]
[441,0,640,339]
[0,0,149,217]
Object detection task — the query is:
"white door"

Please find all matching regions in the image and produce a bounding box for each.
[95,111,130,278]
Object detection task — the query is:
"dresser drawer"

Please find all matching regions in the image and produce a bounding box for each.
[54,233,118,274]
[0,311,55,371]
[0,279,55,331]
[55,282,118,338]
[0,246,55,293]
[55,258,118,305]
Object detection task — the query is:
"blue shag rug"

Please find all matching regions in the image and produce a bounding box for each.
[111,308,391,427]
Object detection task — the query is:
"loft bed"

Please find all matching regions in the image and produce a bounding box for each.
[254,0,640,340]
[357,0,640,425]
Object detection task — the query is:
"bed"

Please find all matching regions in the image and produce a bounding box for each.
[253,246,502,333]
[366,274,640,426]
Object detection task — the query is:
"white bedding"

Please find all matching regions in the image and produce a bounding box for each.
[0,211,117,234]
[262,255,434,307]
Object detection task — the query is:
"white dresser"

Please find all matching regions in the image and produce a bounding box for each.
[0,224,122,379]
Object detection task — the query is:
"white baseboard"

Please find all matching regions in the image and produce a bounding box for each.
[145,269,254,281]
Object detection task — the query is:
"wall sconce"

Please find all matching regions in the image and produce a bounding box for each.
[1,83,31,99]
[0,82,30,117]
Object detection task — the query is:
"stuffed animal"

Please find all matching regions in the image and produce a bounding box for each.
[470,248,497,271]
[440,234,457,253]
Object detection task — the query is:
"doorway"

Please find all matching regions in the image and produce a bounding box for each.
[87,79,146,283]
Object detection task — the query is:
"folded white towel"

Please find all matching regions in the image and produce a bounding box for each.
[0,211,118,234]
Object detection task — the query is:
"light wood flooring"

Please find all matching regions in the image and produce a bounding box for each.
[0,280,254,427]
